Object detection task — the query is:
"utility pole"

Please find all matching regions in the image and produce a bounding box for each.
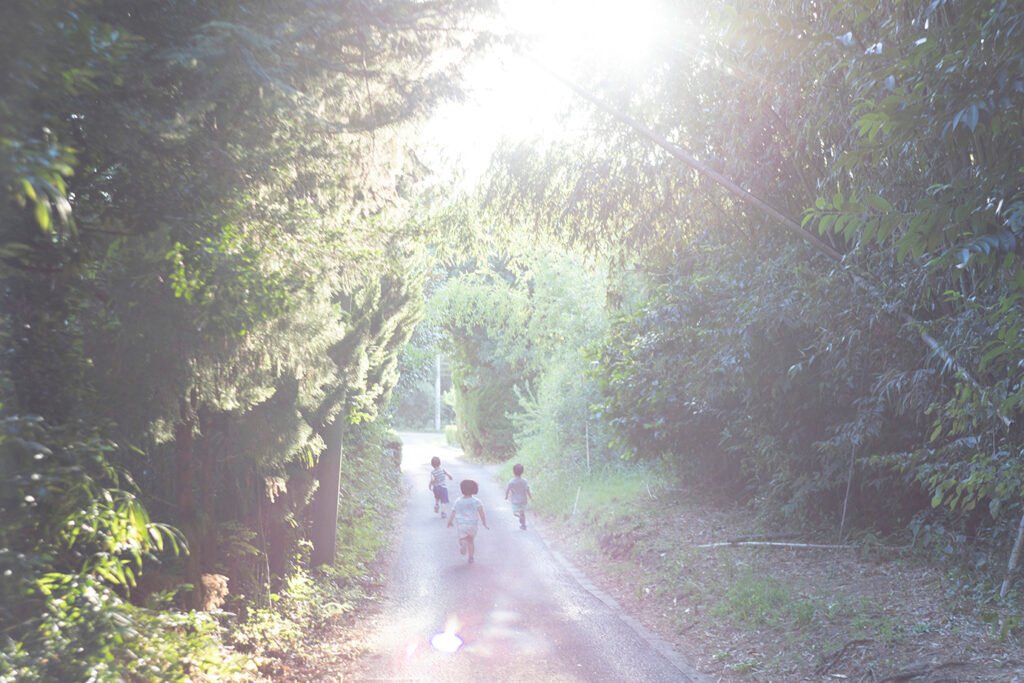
[435,353,442,432]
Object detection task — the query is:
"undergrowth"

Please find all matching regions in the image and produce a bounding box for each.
[232,427,402,662]
[1,423,402,681]
[501,452,669,520]
[530,458,1024,679]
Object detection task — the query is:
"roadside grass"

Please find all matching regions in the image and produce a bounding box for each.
[712,571,801,626]
[501,452,669,520]
[529,461,1024,680]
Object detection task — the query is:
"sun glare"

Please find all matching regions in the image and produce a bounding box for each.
[505,0,674,73]
[422,0,685,183]
[430,615,465,653]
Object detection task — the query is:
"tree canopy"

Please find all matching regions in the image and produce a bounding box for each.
[1,0,493,677]
[3,0,1024,677]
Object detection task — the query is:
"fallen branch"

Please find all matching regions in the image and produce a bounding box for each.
[696,541,852,549]
[815,639,873,676]
[879,660,969,682]
[726,532,802,543]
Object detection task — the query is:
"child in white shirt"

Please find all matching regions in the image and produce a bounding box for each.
[448,479,488,564]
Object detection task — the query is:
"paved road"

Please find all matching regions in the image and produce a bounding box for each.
[353,432,706,683]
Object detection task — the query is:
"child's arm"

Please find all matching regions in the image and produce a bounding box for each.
[504,483,510,501]
[478,506,488,529]
[447,514,454,528]
[445,470,453,480]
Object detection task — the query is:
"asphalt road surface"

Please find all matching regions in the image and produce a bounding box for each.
[353,432,707,683]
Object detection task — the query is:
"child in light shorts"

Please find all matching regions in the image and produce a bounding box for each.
[505,463,533,530]
[448,479,488,564]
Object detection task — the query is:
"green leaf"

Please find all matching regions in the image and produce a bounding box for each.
[148,525,165,552]
[978,344,1006,370]
[876,214,899,242]
[963,104,979,132]
[129,501,149,534]
[862,217,878,243]
[34,198,52,232]
[819,214,836,234]
[19,178,37,202]
[865,194,892,213]
[896,235,915,262]
[842,215,860,240]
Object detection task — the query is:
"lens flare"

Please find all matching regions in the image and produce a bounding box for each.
[430,615,464,653]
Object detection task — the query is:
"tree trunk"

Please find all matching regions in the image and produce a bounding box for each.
[265,473,291,580]
[175,398,195,517]
[175,391,202,610]
[310,419,343,568]
[196,408,224,597]
[1000,510,1024,599]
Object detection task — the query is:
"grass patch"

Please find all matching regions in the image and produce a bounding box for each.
[712,571,793,626]
[849,599,899,642]
[504,454,669,522]
[527,456,1024,681]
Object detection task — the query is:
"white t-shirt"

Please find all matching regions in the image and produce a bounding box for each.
[505,476,530,505]
[452,495,483,528]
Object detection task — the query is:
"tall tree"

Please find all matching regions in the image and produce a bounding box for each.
[490,0,1024,573]
[2,0,495,671]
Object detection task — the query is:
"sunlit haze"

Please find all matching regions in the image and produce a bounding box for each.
[422,0,681,183]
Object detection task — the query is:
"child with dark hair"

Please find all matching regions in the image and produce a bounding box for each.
[505,463,533,530]
[428,456,453,518]
[448,479,488,564]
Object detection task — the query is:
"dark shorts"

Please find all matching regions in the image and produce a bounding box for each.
[432,485,449,504]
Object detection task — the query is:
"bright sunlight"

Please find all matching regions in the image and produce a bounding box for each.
[423,0,687,182]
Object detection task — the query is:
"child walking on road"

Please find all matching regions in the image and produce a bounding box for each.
[429,456,453,518]
[448,479,488,564]
[505,463,533,530]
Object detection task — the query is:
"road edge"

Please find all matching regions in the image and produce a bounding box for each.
[538,534,712,682]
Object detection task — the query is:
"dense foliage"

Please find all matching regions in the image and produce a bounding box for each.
[5,0,1023,675]
[432,261,529,458]
[431,247,613,469]
[485,0,1024,588]
[1,0,491,676]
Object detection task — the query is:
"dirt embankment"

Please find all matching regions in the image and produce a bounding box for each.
[544,491,1024,682]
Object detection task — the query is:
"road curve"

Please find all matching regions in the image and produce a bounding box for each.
[353,432,707,683]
